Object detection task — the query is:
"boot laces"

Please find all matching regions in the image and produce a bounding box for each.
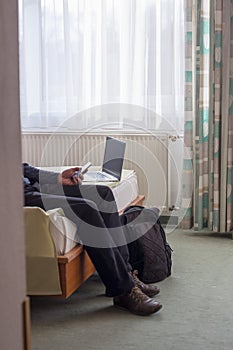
[129,286,148,303]
[131,270,144,287]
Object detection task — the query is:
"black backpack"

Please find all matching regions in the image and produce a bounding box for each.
[120,205,173,283]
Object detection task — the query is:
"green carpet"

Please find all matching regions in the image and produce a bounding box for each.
[30,229,233,350]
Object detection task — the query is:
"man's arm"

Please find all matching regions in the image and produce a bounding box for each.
[23,163,59,184]
[23,163,82,185]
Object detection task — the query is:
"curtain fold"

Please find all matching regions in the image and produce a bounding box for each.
[182,0,233,232]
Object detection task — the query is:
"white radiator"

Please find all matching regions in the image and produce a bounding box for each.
[21,132,183,209]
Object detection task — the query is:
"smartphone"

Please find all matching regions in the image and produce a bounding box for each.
[79,162,92,175]
[73,162,92,178]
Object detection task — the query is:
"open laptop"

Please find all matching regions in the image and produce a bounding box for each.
[83,136,126,182]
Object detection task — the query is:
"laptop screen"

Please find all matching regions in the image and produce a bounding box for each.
[102,137,126,180]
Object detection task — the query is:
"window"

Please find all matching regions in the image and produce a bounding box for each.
[18,0,184,132]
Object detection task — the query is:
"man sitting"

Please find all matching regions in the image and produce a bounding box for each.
[23,163,162,316]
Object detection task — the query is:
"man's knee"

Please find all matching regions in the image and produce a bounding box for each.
[96,185,115,202]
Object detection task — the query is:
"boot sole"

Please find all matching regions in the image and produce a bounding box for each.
[145,290,160,298]
[114,303,163,316]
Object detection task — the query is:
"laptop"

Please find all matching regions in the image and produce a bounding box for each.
[83,136,126,182]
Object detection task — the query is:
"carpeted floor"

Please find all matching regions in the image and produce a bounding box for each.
[30,229,233,350]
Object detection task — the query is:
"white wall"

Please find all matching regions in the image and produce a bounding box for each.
[0,1,28,349]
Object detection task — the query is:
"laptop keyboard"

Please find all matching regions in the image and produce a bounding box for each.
[96,172,110,180]
[83,170,118,182]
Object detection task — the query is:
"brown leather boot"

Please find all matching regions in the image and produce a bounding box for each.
[113,286,162,316]
[131,270,160,298]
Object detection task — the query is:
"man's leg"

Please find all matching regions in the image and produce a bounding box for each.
[42,183,121,226]
[58,184,160,299]
[42,183,130,264]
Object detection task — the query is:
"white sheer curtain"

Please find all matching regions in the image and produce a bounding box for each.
[18,0,184,132]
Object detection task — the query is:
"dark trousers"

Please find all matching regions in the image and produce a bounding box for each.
[24,183,134,296]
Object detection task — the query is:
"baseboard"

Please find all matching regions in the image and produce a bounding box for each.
[160,214,179,226]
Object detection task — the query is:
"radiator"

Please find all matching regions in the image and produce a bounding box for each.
[21,132,183,209]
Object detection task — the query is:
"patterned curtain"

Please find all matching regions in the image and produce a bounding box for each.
[182,0,233,232]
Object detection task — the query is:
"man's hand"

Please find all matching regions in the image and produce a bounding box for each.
[58,167,84,186]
